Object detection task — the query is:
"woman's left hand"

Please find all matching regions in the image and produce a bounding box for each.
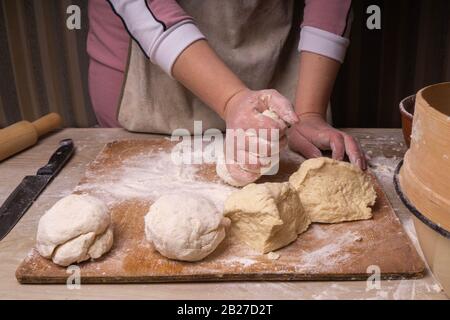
[287,113,367,170]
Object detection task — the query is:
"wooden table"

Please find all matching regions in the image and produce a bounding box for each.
[0,128,447,300]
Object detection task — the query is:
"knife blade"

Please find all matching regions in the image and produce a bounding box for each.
[0,139,74,241]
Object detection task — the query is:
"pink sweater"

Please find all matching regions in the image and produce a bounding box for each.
[87,0,352,127]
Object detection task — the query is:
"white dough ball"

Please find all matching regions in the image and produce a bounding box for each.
[36,194,113,266]
[144,193,229,262]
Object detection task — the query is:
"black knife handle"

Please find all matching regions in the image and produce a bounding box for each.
[37,139,74,176]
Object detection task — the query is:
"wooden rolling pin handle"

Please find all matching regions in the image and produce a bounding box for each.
[32,113,62,137]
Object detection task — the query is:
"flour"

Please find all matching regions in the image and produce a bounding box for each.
[267,252,281,260]
[368,156,400,184]
[411,117,423,144]
[76,149,236,210]
[393,279,416,300]
[299,229,361,268]
[228,257,258,267]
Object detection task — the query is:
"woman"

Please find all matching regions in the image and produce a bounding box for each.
[87,0,366,185]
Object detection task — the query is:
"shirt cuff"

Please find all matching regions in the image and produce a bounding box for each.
[298,26,349,63]
[149,21,206,77]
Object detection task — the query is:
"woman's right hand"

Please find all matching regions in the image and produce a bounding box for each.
[221,89,298,185]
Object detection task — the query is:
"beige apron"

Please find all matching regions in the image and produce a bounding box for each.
[117,0,302,134]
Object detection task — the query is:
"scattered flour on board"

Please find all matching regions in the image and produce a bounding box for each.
[227,257,257,267]
[75,147,236,211]
[267,252,281,260]
[298,229,362,268]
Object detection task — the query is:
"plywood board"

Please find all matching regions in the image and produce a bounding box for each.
[16,140,425,283]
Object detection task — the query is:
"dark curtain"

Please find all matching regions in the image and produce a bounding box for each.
[332,0,450,128]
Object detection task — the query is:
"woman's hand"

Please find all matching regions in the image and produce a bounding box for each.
[287,113,367,170]
[222,89,298,185]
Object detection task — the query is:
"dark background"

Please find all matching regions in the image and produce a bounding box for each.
[0,0,449,128]
[332,0,450,128]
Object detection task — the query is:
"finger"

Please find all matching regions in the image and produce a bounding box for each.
[260,156,281,176]
[254,134,287,154]
[287,127,322,159]
[358,141,367,170]
[264,90,299,125]
[232,134,287,156]
[246,136,286,169]
[237,136,285,171]
[227,163,261,185]
[254,109,288,133]
[236,128,286,157]
[244,122,287,142]
[329,133,345,161]
[250,137,286,169]
[235,150,263,172]
[343,134,366,170]
[278,135,288,153]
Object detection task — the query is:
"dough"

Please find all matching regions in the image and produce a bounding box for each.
[87,227,114,259]
[144,193,229,262]
[36,194,113,266]
[289,157,376,223]
[262,109,285,127]
[223,182,310,253]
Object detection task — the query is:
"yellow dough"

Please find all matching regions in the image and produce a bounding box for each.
[289,157,376,223]
[223,182,310,253]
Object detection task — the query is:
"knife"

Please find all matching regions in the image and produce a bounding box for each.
[0,139,74,241]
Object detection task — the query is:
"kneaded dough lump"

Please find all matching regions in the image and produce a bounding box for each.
[145,193,229,262]
[289,157,376,223]
[223,182,310,253]
[36,194,113,266]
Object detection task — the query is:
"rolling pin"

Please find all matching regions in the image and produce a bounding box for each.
[0,113,62,161]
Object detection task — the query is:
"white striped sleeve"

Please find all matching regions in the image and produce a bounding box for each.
[108,0,205,76]
[298,26,350,63]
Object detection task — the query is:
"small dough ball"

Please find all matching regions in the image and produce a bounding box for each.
[145,193,229,262]
[289,157,376,223]
[223,182,310,253]
[36,194,113,266]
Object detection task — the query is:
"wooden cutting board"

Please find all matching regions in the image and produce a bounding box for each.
[16,139,425,284]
